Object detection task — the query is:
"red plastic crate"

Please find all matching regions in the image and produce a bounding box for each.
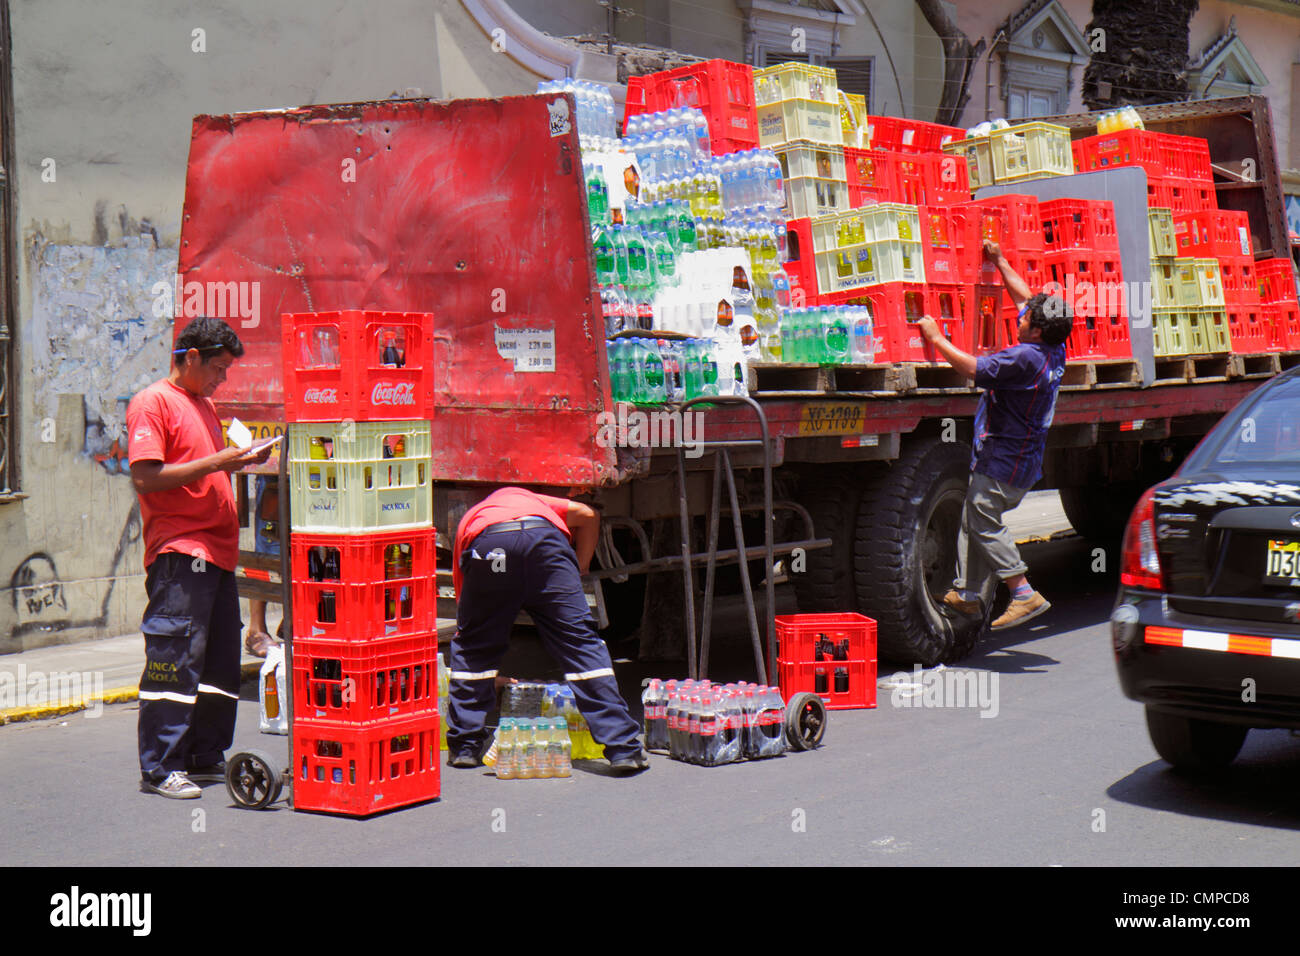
[1219,255,1260,308]
[1173,210,1253,258]
[844,282,969,363]
[293,714,441,816]
[783,217,818,305]
[1076,129,1166,177]
[1257,258,1299,304]
[778,658,875,710]
[971,194,1044,259]
[1160,133,1214,183]
[1148,178,1216,215]
[290,529,437,640]
[1227,306,1271,353]
[1042,252,1130,360]
[292,635,440,726]
[865,115,963,154]
[776,612,876,662]
[969,283,1012,355]
[1267,300,1300,348]
[1040,198,1120,254]
[846,184,879,209]
[282,310,435,423]
[844,147,897,194]
[918,205,984,284]
[923,152,970,204]
[623,60,758,154]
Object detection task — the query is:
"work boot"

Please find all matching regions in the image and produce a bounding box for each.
[991,591,1050,630]
[942,589,981,617]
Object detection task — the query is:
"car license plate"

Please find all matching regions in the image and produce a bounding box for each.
[797,402,867,437]
[1265,539,1300,585]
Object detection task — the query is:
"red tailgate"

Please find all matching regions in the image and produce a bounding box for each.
[179,95,615,486]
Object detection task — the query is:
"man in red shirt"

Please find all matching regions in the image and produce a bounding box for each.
[448,486,648,773]
[127,317,273,799]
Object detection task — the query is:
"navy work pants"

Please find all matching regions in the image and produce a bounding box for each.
[137,553,242,782]
[447,524,641,760]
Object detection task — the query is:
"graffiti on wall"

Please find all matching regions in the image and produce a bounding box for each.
[4,503,142,646]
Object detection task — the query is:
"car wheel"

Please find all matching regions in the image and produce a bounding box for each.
[1144,707,1248,773]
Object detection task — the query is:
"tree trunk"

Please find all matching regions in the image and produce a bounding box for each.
[915,0,986,126]
[1083,0,1199,109]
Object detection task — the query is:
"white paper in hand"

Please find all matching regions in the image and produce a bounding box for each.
[227,418,253,449]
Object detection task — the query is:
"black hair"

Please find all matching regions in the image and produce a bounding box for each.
[1024,292,1073,347]
[173,316,244,368]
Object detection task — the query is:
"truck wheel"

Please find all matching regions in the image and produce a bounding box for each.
[1059,483,1143,543]
[792,466,863,613]
[853,439,996,666]
[1145,707,1248,773]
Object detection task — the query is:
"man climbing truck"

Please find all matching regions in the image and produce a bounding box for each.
[919,240,1071,632]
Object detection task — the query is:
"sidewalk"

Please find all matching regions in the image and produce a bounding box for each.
[0,492,1072,724]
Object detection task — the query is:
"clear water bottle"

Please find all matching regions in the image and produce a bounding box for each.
[850,305,875,363]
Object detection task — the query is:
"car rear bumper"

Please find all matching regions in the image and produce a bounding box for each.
[1112,588,1300,729]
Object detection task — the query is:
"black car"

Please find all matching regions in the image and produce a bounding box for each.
[1113,365,1300,771]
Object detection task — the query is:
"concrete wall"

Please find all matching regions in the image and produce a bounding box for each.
[0,0,542,652]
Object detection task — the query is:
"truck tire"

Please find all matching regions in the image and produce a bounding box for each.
[792,466,863,614]
[1060,484,1143,543]
[1145,707,1248,774]
[853,439,996,666]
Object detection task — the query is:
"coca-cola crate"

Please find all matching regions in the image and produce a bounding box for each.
[775,612,876,663]
[1148,179,1216,215]
[840,282,957,363]
[1256,258,1299,304]
[864,115,963,154]
[846,184,879,209]
[288,454,433,534]
[783,217,818,304]
[1266,300,1300,349]
[292,635,439,726]
[1160,133,1214,183]
[1173,210,1253,258]
[1040,198,1120,254]
[293,714,440,816]
[970,194,1043,259]
[969,283,1012,356]
[282,311,435,423]
[1219,256,1260,309]
[1075,129,1165,178]
[844,147,898,197]
[624,60,759,154]
[921,152,970,204]
[778,658,875,710]
[918,205,969,283]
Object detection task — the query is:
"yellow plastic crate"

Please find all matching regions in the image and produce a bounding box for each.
[943,137,994,190]
[1148,208,1176,258]
[784,176,847,219]
[1150,257,1178,307]
[775,141,846,181]
[1174,257,1224,308]
[755,62,838,106]
[815,239,925,293]
[811,204,920,254]
[839,92,867,147]
[1195,307,1231,353]
[757,97,843,147]
[288,420,432,464]
[1152,308,1192,357]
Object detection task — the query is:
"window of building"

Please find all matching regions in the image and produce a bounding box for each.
[999,0,1088,120]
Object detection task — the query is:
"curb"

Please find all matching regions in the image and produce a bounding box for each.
[0,661,265,726]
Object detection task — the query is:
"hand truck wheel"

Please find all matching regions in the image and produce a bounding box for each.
[225,749,284,810]
[784,692,828,751]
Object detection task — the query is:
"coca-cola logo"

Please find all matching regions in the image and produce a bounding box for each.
[304,388,338,404]
[372,382,415,406]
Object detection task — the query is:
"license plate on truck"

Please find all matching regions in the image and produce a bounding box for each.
[1265,539,1300,585]
[798,403,867,436]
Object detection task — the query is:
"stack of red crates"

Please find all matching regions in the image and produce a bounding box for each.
[774,613,877,710]
[1257,258,1300,350]
[281,310,441,816]
[1038,198,1131,361]
[843,116,967,210]
[1074,129,1216,213]
[623,59,759,155]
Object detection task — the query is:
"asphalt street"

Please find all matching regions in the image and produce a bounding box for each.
[5,535,1300,868]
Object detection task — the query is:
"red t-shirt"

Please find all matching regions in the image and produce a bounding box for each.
[452,487,571,595]
[126,379,240,572]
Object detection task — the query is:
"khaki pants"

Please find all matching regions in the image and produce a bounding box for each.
[953,471,1030,593]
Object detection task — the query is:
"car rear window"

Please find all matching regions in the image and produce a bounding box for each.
[1209,375,1300,464]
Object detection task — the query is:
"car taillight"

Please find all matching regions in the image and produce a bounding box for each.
[1119,487,1164,590]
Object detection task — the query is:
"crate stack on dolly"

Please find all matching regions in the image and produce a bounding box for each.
[774,613,877,710]
[280,309,441,817]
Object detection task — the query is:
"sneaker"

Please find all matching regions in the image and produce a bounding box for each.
[187,762,227,783]
[608,750,651,775]
[991,591,1050,631]
[143,771,201,800]
[942,589,981,617]
[448,751,481,769]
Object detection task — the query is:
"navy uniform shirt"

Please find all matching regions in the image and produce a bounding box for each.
[972,342,1067,489]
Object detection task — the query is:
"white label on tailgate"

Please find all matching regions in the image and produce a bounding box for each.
[495,326,556,372]
[1239,226,1251,257]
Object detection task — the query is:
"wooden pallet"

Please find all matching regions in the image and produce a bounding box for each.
[747,362,917,397]
[1277,350,1300,372]
[1058,357,1142,391]
[1152,352,1239,384]
[1235,352,1282,378]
